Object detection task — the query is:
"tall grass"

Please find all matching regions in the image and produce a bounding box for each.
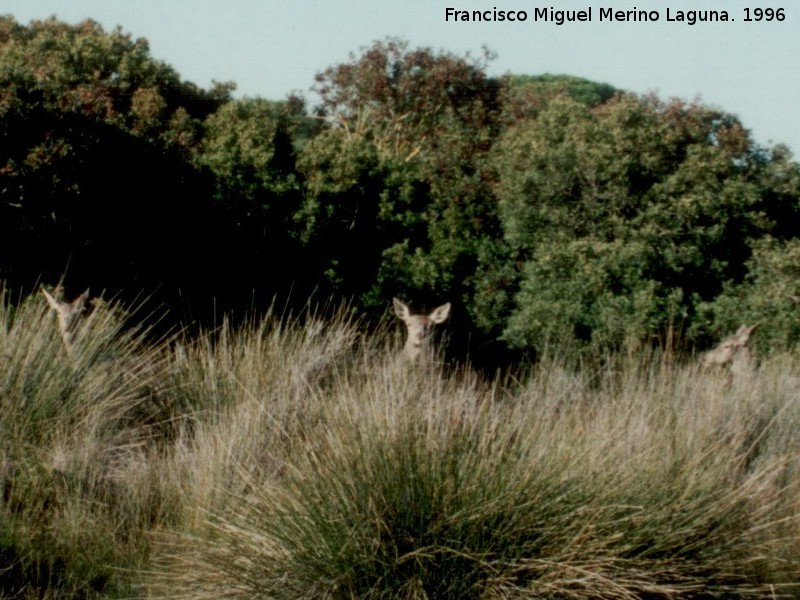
[2,287,800,598]
[0,288,168,598]
[156,304,366,525]
[149,334,800,598]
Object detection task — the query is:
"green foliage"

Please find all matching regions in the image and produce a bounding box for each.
[2,16,800,360]
[703,236,800,352]
[0,15,236,308]
[196,97,305,295]
[313,38,500,159]
[504,73,617,122]
[300,38,505,326]
[199,97,299,197]
[295,129,389,298]
[0,15,225,140]
[488,93,794,353]
[504,238,661,350]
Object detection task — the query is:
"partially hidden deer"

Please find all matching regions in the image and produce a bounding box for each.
[702,324,757,376]
[41,286,90,355]
[393,298,451,361]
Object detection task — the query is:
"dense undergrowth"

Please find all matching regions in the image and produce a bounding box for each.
[1,289,800,599]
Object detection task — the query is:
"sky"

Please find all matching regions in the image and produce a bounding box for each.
[4,1,799,155]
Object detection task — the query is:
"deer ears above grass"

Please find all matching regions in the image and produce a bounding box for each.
[393,298,451,361]
[41,286,90,354]
[702,324,757,369]
[41,286,90,319]
[392,298,451,324]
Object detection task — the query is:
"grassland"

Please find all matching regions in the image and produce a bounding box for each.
[1,290,800,599]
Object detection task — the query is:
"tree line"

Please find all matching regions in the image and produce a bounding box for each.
[2,16,799,364]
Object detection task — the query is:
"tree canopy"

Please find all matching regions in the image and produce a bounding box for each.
[2,17,799,362]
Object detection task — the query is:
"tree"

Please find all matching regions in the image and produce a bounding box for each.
[0,16,232,311]
[703,234,800,353]
[302,39,504,325]
[501,73,617,123]
[487,92,793,353]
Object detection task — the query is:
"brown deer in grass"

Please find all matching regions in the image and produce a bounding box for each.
[393,298,451,361]
[702,324,757,376]
[41,286,90,355]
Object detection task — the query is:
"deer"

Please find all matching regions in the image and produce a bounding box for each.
[41,285,90,355]
[702,324,757,376]
[392,298,451,361]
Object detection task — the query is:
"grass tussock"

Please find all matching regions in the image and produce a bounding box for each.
[0,288,171,598]
[149,356,800,599]
[1,287,800,598]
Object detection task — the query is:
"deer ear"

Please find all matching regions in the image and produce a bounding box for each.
[393,298,411,320]
[733,324,756,340]
[739,324,757,341]
[429,302,451,324]
[75,289,90,307]
[41,287,58,309]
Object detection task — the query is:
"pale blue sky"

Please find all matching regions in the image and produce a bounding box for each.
[4,1,799,154]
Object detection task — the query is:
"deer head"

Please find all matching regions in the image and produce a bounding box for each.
[702,324,757,374]
[41,286,90,354]
[393,297,451,361]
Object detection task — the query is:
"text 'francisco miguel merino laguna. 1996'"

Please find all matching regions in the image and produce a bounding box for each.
[444,7,740,26]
